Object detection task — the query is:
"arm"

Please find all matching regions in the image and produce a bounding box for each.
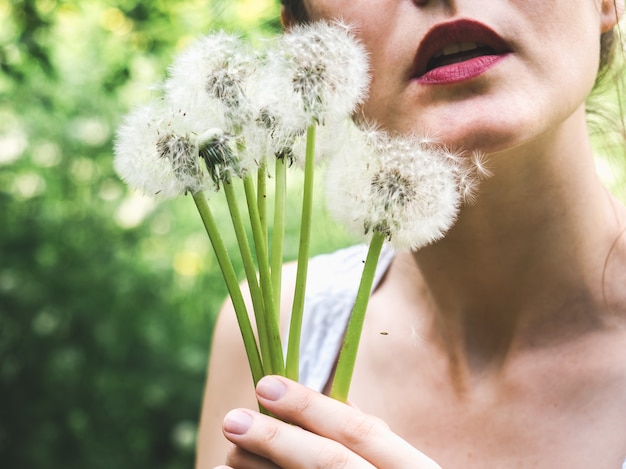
[217,376,442,469]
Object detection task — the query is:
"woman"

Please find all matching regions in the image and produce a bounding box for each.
[198,0,626,467]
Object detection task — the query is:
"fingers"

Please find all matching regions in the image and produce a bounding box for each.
[253,376,441,469]
[222,408,375,469]
[219,377,441,469]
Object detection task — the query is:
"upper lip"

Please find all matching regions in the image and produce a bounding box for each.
[412,19,511,78]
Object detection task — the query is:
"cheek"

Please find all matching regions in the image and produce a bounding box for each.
[357,72,402,130]
[351,24,419,127]
[303,0,368,21]
[304,0,399,27]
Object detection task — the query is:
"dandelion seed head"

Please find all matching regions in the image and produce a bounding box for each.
[164,32,256,130]
[232,101,301,169]
[156,132,202,188]
[267,20,370,125]
[197,129,247,188]
[205,67,248,109]
[114,104,213,199]
[326,126,462,251]
[371,167,417,212]
[255,107,278,132]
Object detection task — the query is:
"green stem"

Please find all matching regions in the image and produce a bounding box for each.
[285,124,316,381]
[270,157,287,320]
[257,158,268,245]
[223,181,271,373]
[243,175,284,376]
[191,192,263,386]
[330,231,386,402]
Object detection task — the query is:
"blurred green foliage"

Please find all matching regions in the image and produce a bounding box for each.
[0,0,355,467]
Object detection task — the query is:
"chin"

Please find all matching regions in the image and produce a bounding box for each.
[361,99,550,157]
[443,130,522,156]
[392,120,524,156]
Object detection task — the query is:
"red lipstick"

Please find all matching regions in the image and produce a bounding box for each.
[413,19,511,85]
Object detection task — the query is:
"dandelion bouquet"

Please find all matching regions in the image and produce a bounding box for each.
[114,21,486,405]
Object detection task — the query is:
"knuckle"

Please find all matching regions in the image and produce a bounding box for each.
[316,446,352,469]
[260,421,281,447]
[339,413,381,446]
[293,389,316,415]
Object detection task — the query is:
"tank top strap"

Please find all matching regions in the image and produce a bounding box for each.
[290,244,395,392]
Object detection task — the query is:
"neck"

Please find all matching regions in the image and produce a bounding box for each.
[406,107,626,373]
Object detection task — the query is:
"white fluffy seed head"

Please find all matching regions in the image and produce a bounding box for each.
[325,125,463,251]
[114,103,214,199]
[196,127,250,187]
[263,20,370,126]
[241,100,306,167]
[164,32,256,131]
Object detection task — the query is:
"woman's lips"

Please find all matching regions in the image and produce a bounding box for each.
[412,19,511,85]
[418,54,510,84]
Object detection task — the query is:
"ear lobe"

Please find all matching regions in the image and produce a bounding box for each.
[600,0,624,33]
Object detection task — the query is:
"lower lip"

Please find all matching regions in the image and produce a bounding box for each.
[417,54,509,85]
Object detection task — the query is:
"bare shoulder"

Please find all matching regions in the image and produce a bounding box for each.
[195,262,299,468]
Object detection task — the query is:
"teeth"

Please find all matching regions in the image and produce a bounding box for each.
[433,42,481,58]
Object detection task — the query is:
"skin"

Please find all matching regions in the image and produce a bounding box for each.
[197,0,626,467]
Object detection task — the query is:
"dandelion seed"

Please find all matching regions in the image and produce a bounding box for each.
[453,151,491,205]
[470,151,493,179]
[456,168,481,205]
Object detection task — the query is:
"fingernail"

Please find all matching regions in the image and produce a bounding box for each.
[223,409,253,435]
[256,376,286,401]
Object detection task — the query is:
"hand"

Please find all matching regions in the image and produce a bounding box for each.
[214,375,441,469]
